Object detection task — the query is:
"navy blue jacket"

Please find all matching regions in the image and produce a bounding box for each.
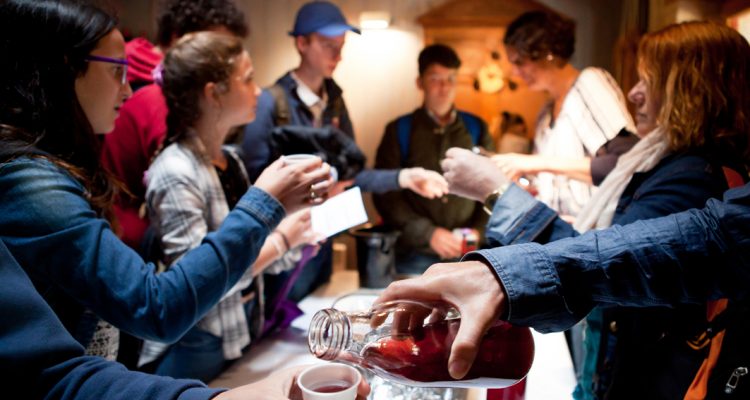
[466,179,750,329]
[0,239,223,400]
[241,72,400,192]
[0,157,284,347]
[473,148,747,324]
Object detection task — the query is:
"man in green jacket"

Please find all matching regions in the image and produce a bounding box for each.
[374,44,495,275]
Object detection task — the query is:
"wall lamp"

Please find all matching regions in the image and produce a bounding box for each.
[360,11,391,30]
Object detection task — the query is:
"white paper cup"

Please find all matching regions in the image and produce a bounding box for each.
[298,363,361,400]
[282,154,319,164]
[282,154,338,183]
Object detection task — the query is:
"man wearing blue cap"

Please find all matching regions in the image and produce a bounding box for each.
[239,1,361,303]
[241,1,449,301]
[241,1,359,184]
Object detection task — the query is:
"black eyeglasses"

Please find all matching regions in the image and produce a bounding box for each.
[84,55,128,86]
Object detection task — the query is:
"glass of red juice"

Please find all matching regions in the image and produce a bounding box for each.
[297,363,362,400]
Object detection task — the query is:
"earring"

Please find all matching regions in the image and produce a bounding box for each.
[546,53,554,62]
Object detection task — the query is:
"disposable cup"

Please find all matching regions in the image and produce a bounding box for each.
[298,363,361,400]
[282,154,319,164]
[282,154,338,182]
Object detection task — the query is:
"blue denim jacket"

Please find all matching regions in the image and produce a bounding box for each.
[0,157,284,346]
[0,239,222,400]
[470,152,735,332]
[240,71,399,193]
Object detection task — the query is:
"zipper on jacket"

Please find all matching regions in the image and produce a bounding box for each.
[725,366,748,394]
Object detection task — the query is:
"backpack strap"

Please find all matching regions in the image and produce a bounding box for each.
[457,111,483,146]
[396,114,413,167]
[684,166,747,400]
[396,111,484,166]
[268,84,290,126]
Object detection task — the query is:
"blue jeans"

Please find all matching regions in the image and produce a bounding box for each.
[152,327,228,382]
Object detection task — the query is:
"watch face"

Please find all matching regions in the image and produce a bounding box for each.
[483,191,500,215]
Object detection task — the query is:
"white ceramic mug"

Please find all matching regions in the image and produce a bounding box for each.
[297,363,361,400]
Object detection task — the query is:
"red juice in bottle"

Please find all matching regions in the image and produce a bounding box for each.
[308,301,534,389]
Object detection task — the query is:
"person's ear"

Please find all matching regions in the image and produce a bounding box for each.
[416,75,424,91]
[203,82,221,107]
[295,35,308,53]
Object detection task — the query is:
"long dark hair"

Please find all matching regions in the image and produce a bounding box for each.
[0,0,120,219]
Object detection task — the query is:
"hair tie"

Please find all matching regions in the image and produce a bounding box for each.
[152,63,164,87]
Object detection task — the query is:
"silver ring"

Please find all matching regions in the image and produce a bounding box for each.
[309,185,318,200]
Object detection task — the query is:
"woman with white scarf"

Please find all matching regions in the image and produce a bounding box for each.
[378,21,750,399]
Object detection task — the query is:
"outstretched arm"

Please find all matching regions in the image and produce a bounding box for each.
[377,183,750,379]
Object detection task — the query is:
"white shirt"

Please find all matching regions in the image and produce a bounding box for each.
[534,67,635,217]
[291,72,328,127]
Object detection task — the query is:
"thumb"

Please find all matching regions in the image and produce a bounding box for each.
[448,315,487,380]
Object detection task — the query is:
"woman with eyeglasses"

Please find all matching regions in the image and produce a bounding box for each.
[0,0,331,365]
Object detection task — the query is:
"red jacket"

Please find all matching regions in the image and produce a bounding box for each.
[101,84,167,249]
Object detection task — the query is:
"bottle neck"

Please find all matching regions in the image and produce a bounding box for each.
[308,308,353,360]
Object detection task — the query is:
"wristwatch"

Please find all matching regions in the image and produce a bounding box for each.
[483,182,510,215]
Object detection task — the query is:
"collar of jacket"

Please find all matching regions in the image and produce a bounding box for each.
[276,71,344,107]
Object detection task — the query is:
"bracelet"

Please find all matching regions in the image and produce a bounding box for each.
[268,233,285,258]
[275,230,291,252]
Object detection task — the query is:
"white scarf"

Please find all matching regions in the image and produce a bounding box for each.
[573,127,670,232]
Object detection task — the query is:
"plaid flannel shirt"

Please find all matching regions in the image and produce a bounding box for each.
[139,135,280,365]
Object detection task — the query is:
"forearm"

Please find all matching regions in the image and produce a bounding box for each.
[540,156,592,184]
[471,191,750,332]
[485,184,575,246]
[43,357,223,400]
[547,204,750,305]
[353,168,400,193]
[0,241,224,400]
[251,233,286,276]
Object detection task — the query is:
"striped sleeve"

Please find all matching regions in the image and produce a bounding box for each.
[567,68,635,155]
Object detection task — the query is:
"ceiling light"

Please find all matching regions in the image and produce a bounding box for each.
[360,11,391,30]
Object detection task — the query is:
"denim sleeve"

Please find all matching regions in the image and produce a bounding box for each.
[466,183,750,332]
[485,183,576,246]
[353,168,400,193]
[465,245,585,333]
[0,158,284,342]
[45,358,224,400]
[0,240,223,400]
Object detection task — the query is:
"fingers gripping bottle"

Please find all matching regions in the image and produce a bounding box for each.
[308,301,534,388]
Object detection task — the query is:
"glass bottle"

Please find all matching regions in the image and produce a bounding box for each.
[308,300,534,389]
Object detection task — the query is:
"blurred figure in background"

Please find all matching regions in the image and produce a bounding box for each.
[241,0,448,302]
[140,32,324,381]
[374,44,494,275]
[100,0,249,254]
[494,10,636,217]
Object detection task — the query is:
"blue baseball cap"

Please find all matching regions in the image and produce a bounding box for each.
[289,1,361,37]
